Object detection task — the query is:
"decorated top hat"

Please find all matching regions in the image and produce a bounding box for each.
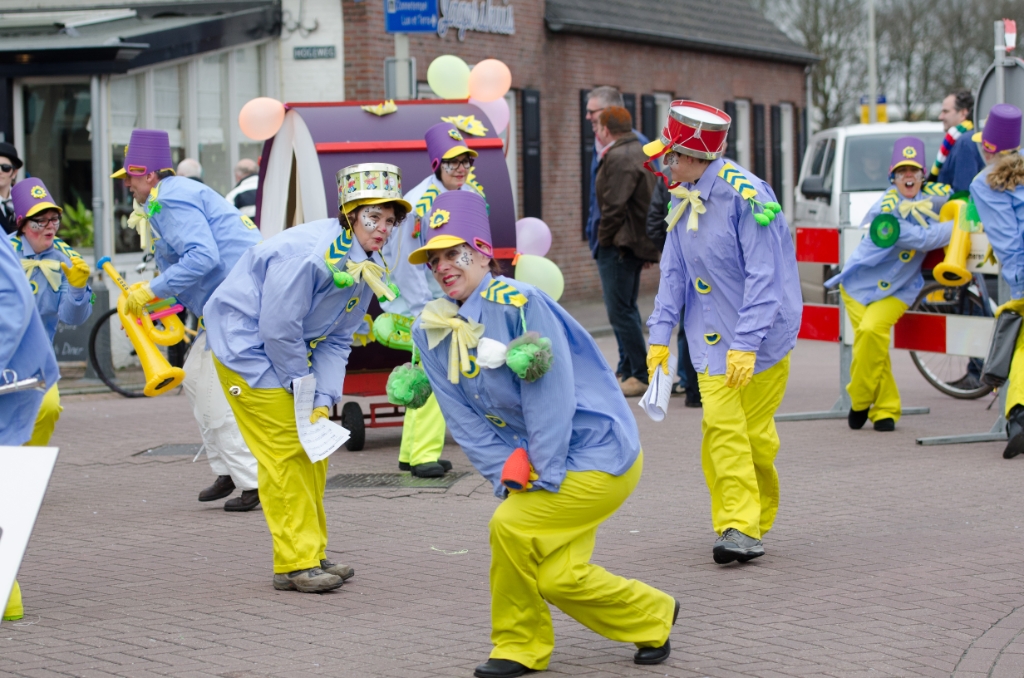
[12,178,61,225]
[973,103,1023,154]
[110,129,175,179]
[425,122,477,171]
[408,190,492,264]
[336,162,413,215]
[642,100,731,161]
[889,136,926,176]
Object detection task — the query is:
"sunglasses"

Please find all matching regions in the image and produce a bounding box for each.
[0,164,13,173]
[27,215,60,231]
[441,158,474,171]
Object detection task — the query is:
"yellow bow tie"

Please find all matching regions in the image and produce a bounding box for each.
[127,199,153,251]
[420,298,486,384]
[22,259,63,292]
[666,186,706,233]
[346,259,396,302]
[898,199,940,229]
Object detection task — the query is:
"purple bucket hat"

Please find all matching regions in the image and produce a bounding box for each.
[408,190,492,265]
[424,122,477,171]
[110,129,175,179]
[12,178,61,225]
[889,136,926,176]
[973,103,1023,154]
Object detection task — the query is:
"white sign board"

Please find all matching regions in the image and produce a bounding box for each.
[0,446,58,622]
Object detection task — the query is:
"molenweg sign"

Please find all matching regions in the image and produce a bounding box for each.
[437,0,514,41]
[293,46,336,60]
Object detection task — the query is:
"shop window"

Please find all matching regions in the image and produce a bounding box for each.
[233,46,265,167]
[153,65,184,151]
[198,53,231,195]
[778,103,795,215]
[731,100,751,168]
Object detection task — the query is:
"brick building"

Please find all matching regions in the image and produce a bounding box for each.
[344,0,817,300]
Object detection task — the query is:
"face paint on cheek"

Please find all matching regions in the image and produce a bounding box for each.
[361,207,383,232]
[454,246,473,270]
[663,153,680,167]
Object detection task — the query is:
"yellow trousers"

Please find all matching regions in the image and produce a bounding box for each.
[214,357,328,574]
[3,581,22,621]
[1005,321,1024,416]
[841,287,908,422]
[488,452,674,670]
[27,385,61,447]
[697,354,790,539]
[399,392,446,466]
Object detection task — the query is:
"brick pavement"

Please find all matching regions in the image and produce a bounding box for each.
[3,338,1024,677]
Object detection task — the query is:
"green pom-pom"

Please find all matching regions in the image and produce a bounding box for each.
[764,201,782,212]
[762,208,776,220]
[386,362,432,409]
[753,213,771,226]
[506,332,554,382]
[332,270,354,289]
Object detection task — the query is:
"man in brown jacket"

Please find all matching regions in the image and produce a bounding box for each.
[595,106,659,397]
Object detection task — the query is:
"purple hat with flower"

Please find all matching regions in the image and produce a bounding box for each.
[889,136,926,176]
[424,122,477,171]
[110,129,175,179]
[408,190,492,265]
[12,178,61,225]
[972,103,1022,154]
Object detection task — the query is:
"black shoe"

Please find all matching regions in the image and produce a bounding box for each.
[473,658,529,678]
[224,489,260,512]
[848,408,869,430]
[671,381,687,397]
[713,528,765,564]
[437,459,453,472]
[873,418,895,432]
[398,461,411,471]
[684,397,702,408]
[1004,405,1024,459]
[199,475,235,502]
[634,639,670,665]
[948,373,982,391]
[412,461,445,478]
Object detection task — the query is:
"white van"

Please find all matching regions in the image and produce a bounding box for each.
[794,121,945,299]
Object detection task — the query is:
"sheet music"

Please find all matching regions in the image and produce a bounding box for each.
[638,352,678,422]
[293,375,350,463]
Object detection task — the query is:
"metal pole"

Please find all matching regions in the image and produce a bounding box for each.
[867,0,878,123]
[394,33,410,100]
[996,20,1007,105]
[89,75,106,263]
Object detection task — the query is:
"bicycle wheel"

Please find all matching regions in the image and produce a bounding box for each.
[909,282,994,400]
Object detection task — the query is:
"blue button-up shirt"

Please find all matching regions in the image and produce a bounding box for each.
[646,158,802,376]
[10,236,92,341]
[204,218,379,409]
[0,235,60,445]
[971,166,1024,300]
[413,273,641,497]
[147,176,262,317]
[826,190,953,306]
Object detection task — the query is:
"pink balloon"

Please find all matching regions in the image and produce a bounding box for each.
[239,97,285,141]
[468,59,512,103]
[470,96,510,135]
[516,217,551,257]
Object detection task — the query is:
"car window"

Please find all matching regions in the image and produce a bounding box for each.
[842,132,944,191]
[821,139,836,188]
[809,139,828,175]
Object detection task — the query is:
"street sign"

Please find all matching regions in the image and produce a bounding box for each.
[294,46,336,60]
[384,0,438,33]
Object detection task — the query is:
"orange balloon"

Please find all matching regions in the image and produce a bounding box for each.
[468,59,512,103]
[238,97,286,141]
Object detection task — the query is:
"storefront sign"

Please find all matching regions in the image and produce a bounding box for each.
[437,0,515,41]
[384,0,439,33]
[293,46,337,60]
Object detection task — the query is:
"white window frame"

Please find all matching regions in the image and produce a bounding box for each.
[779,103,795,215]
[734,99,752,169]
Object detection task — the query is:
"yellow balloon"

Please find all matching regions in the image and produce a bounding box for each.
[515,254,564,302]
[427,55,471,99]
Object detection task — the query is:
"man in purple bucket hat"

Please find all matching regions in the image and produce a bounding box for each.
[111,128,264,512]
[376,121,487,479]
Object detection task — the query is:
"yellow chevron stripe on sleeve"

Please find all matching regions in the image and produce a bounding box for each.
[717,163,759,200]
[415,185,440,218]
[481,280,528,307]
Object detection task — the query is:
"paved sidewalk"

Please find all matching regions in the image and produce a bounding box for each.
[3,337,1024,678]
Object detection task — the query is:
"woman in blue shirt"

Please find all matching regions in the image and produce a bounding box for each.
[406,190,676,678]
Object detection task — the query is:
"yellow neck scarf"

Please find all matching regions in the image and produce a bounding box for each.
[420,298,485,384]
[666,186,706,233]
[898,199,940,229]
[127,199,153,251]
[22,259,62,291]
[346,259,396,302]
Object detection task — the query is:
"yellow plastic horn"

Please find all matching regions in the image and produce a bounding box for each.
[933,195,974,287]
[98,257,185,396]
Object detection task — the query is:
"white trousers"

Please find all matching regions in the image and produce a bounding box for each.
[182,332,259,490]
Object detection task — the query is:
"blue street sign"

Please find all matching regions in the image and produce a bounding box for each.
[384,0,438,33]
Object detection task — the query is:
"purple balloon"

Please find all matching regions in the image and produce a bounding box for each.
[516,217,551,257]
[470,96,510,134]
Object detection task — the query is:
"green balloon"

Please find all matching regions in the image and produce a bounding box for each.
[514,254,564,301]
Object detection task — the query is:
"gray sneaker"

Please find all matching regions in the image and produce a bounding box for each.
[272,567,343,592]
[713,528,765,564]
[320,559,355,580]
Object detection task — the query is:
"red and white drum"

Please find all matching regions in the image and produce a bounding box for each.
[649,100,732,161]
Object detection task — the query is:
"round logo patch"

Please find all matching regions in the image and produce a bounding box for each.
[30,186,47,199]
[899,249,915,263]
[448,129,464,141]
[695,278,711,294]
[878,280,891,290]
[29,280,39,294]
[346,297,360,312]
[902,146,917,159]
[461,355,480,379]
[485,414,506,427]
[240,215,257,230]
[430,209,450,229]
[704,333,721,345]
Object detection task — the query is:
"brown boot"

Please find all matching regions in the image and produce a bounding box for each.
[272,567,343,593]
[320,559,355,580]
[620,377,647,397]
[198,475,234,502]
[224,489,260,512]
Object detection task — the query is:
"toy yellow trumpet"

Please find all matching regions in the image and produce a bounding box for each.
[97,257,186,396]
[934,192,980,287]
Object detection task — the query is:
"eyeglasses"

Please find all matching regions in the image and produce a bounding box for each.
[585,106,606,119]
[0,164,13,173]
[441,158,474,171]
[27,215,60,230]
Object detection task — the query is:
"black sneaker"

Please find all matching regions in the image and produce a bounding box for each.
[1004,405,1024,459]
[848,408,869,430]
[873,418,895,432]
[473,659,529,678]
[713,528,765,564]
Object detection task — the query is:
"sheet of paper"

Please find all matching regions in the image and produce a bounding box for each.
[293,374,350,463]
[638,352,677,422]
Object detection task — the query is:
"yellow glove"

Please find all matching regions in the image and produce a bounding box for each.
[725,350,756,389]
[124,281,155,317]
[995,298,1024,318]
[310,406,330,424]
[352,314,376,347]
[61,257,91,288]
[646,344,670,383]
[507,468,539,494]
